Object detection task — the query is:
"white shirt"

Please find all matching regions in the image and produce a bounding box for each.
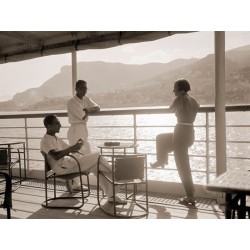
[40,134,69,169]
[67,95,99,124]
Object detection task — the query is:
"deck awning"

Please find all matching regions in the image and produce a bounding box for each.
[0,31,191,64]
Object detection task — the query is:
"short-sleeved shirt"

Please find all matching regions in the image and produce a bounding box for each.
[40,134,69,170]
[40,134,111,174]
[67,95,99,124]
[169,93,200,124]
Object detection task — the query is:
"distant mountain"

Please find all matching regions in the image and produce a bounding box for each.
[225,44,250,69]
[91,46,250,108]
[12,59,198,107]
[9,43,250,110]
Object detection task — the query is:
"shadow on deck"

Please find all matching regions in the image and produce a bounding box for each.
[0,178,225,219]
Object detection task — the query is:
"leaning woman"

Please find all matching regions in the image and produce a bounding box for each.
[169,78,200,206]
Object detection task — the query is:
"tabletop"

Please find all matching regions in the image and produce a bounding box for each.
[207,170,250,195]
[97,143,139,150]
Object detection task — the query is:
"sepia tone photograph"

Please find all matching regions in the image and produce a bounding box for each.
[0,1,249,250]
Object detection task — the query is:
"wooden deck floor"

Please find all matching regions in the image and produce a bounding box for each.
[1,179,225,219]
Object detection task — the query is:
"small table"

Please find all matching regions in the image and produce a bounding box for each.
[97,142,140,201]
[0,141,26,186]
[97,142,139,155]
[98,142,139,168]
[206,170,250,219]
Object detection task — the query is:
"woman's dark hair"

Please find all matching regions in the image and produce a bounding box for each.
[43,114,57,128]
[175,78,191,92]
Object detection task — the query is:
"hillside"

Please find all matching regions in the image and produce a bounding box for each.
[11,59,198,107]
[3,43,250,110]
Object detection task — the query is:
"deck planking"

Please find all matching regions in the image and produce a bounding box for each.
[1,180,225,219]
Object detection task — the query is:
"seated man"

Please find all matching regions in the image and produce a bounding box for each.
[40,114,126,205]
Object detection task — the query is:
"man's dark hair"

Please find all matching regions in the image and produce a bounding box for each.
[175,78,191,92]
[76,80,87,88]
[43,114,57,128]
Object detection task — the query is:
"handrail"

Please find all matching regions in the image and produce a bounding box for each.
[1,105,250,185]
[1,104,250,119]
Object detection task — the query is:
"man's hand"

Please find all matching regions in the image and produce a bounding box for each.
[72,140,84,151]
[83,107,100,113]
[82,108,89,120]
[83,108,89,113]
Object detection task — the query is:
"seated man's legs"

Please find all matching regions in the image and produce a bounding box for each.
[74,152,112,172]
[59,152,125,203]
[77,153,126,204]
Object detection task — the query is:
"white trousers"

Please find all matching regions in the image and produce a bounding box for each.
[67,123,91,186]
[54,152,113,198]
[67,123,91,154]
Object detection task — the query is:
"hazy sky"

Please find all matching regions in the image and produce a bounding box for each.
[1,31,250,101]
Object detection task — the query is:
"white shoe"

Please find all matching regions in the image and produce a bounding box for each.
[72,181,89,192]
[108,196,127,205]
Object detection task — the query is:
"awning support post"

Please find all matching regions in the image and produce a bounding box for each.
[214,31,227,176]
[71,51,77,96]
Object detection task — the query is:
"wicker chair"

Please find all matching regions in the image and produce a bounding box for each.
[41,151,90,209]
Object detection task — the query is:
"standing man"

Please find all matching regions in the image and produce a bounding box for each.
[67,79,100,190]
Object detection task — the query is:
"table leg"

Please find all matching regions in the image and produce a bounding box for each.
[225,193,233,219]
[23,142,27,180]
[133,184,137,201]
[237,194,246,219]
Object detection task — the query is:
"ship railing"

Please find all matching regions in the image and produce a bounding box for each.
[1,105,250,186]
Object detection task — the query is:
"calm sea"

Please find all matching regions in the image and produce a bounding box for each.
[1,110,250,184]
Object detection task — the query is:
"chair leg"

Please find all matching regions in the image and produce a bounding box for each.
[44,178,48,207]
[232,209,236,219]
[53,177,56,198]
[84,174,90,198]
[7,208,11,219]
[18,160,22,185]
[41,152,87,209]
[42,176,86,209]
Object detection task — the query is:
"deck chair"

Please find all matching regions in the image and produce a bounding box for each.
[0,147,22,186]
[97,153,148,218]
[0,172,12,219]
[41,151,90,209]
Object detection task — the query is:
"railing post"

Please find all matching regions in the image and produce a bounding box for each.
[72,51,77,96]
[205,112,210,184]
[133,114,137,153]
[24,118,30,171]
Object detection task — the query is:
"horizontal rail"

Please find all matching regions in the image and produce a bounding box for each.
[2,104,250,119]
[1,105,250,185]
